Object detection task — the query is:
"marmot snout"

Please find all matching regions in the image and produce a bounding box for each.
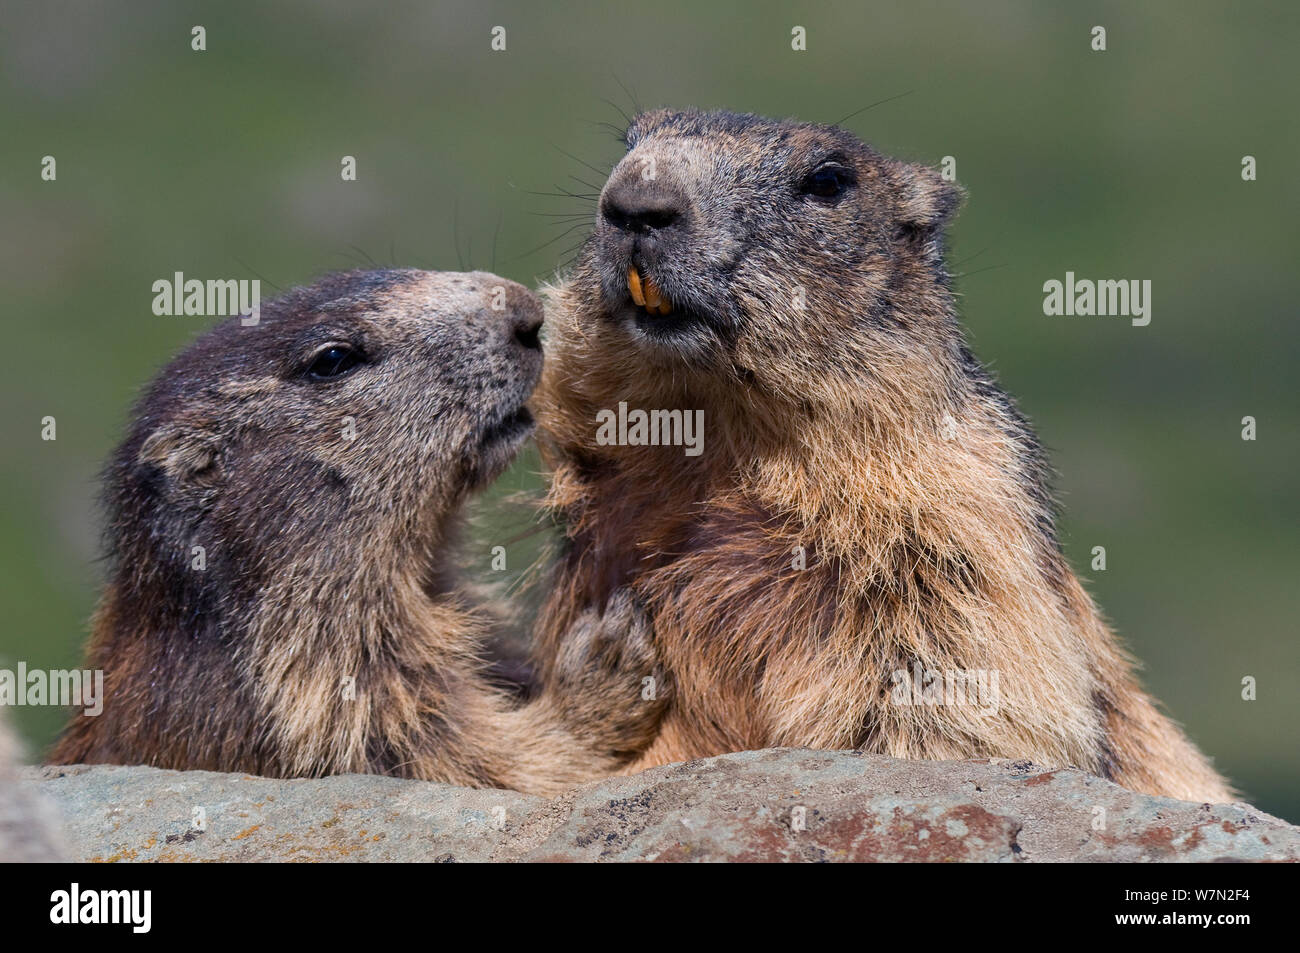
[583,108,959,385]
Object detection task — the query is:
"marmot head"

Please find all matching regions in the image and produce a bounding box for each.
[111,269,542,590]
[562,108,964,411]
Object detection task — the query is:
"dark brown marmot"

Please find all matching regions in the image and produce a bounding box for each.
[531,108,1233,803]
[51,269,663,796]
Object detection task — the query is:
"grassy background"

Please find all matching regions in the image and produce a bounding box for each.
[1,0,1295,820]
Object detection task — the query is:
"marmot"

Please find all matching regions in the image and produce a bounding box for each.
[531,108,1233,803]
[51,269,663,796]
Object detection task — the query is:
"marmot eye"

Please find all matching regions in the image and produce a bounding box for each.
[306,344,363,381]
[801,164,856,199]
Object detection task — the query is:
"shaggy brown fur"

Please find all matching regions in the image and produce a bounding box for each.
[531,108,1233,803]
[51,269,663,797]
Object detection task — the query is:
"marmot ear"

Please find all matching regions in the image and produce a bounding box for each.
[893,161,965,231]
[138,420,223,495]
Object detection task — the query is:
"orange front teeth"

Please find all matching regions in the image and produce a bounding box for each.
[643,278,663,311]
[628,266,673,315]
[628,266,646,307]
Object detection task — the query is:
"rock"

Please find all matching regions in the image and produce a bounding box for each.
[26,763,549,863]
[21,749,1299,862]
[0,713,66,861]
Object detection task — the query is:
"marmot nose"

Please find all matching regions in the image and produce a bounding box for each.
[512,309,542,352]
[601,182,684,235]
[501,285,543,352]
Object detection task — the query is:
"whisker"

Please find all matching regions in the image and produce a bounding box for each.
[529,211,595,220]
[452,199,465,270]
[612,74,642,116]
[587,119,629,142]
[550,142,610,180]
[232,255,282,292]
[524,189,598,204]
[555,238,591,268]
[505,223,593,263]
[333,249,371,268]
[491,212,501,273]
[602,95,634,130]
[830,90,915,128]
[953,262,1010,280]
[348,244,378,267]
[951,232,1005,268]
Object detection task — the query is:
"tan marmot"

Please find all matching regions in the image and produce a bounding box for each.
[51,269,663,796]
[531,108,1233,803]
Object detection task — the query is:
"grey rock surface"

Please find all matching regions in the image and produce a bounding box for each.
[19,748,1299,862]
[0,712,66,862]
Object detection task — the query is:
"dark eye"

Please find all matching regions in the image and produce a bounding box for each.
[306,344,363,381]
[800,163,856,199]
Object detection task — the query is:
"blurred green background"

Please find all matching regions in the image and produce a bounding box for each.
[2,1,1295,819]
